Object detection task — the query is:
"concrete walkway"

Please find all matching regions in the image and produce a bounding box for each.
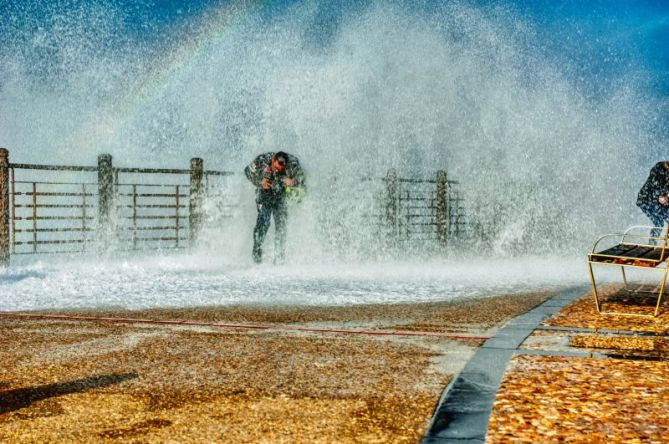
[421,286,588,444]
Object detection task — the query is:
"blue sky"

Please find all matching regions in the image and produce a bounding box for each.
[1,0,668,97]
[115,0,669,97]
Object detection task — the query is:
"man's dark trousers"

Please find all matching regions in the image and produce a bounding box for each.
[253,199,287,264]
[641,203,669,239]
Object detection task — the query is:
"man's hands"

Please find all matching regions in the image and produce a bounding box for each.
[260,177,295,189]
[660,195,668,205]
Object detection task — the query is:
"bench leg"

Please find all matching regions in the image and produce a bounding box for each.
[588,261,602,313]
[654,266,669,317]
[621,266,630,291]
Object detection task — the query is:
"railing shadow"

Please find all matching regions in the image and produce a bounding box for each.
[0,372,138,415]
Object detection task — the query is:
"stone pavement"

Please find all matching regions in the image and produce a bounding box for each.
[421,286,592,443]
[424,284,669,443]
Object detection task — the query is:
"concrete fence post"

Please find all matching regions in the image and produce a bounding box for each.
[98,154,114,248]
[0,148,9,266]
[436,170,449,247]
[189,158,204,246]
[385,168,398,241]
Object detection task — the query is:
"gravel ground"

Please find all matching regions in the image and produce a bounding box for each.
[487,289,669,443]
[546,285,669,332]
[488,355,669,443]
[0,292,550,443]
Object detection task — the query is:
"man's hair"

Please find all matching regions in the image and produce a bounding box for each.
[274,151,288,166]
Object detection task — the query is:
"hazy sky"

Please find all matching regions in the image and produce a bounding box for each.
[106,0,669,97]
[2,0,668,100]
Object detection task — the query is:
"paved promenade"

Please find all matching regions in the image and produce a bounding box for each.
[423,285,669,443]
[0,294,545,443]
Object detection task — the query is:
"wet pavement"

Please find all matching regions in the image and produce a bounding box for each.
[0,294,549,443]
[424,285,669,443]
[421,287,588,443]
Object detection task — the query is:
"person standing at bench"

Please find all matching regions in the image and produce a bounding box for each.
[244,151,305,264]
[637,161,669,239]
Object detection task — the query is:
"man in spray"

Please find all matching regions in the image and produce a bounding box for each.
[245,151,305,264]
[637,161,669,240]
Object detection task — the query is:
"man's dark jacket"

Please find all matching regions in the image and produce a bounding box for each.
[244,152,305,203]
[637,162,669,210]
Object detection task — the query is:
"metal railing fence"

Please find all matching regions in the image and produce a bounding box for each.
[0,148,467,265]
[378,170,465,247]
[0,149,233,262]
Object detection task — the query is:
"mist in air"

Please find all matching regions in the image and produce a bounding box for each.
[1,0,668,309]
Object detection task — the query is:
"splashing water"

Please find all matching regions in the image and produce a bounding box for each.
[0,1,667,308]
[0,253,588,311]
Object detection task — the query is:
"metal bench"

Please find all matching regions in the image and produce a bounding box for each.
[587,225,669,318]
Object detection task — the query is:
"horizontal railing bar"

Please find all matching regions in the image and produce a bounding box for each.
[115,246,190,252]
[14,228,95,233]
[15,204,94,209]
[204,171,234,177]
[361,177,459,184]
[117,168,234,176]
[118,237,189,242]
[117,193,189,198]
[11,250,87,255]
[10,163,98,172]
[114,167,191,174]
[13,180,98,186]
[15,239,86,245]
[123,226,178,231]
[398,178,437,184]
[11,165,232,176]
[12,192,95,197]
[399,224,438,228]
[120,216,187,220]
[119,204,187,209]
[14,216,96,221]
[116,183,190,188]
[398,195,435,200]
[397,232,439,236]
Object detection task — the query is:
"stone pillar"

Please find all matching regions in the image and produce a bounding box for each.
[436,170,449,246]
[385,168,398,241]
[97,154,114,248]
[189,158,204,245]
[0,148,9,266]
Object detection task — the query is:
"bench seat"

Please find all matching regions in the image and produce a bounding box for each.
[589,244,666,268]
[587,227,669,317]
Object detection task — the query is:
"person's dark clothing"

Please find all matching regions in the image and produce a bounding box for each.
[244,152,304,263]
[252,199,287,264]
[637,162,669,237]
[244,152,305,205]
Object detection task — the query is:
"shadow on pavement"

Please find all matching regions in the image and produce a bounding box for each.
[0,372,138,415]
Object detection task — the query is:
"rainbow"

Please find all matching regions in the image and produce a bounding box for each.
[115,0,267,120]
[66,0,271,150]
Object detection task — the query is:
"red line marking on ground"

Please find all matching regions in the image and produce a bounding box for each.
[0,312,490,341]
